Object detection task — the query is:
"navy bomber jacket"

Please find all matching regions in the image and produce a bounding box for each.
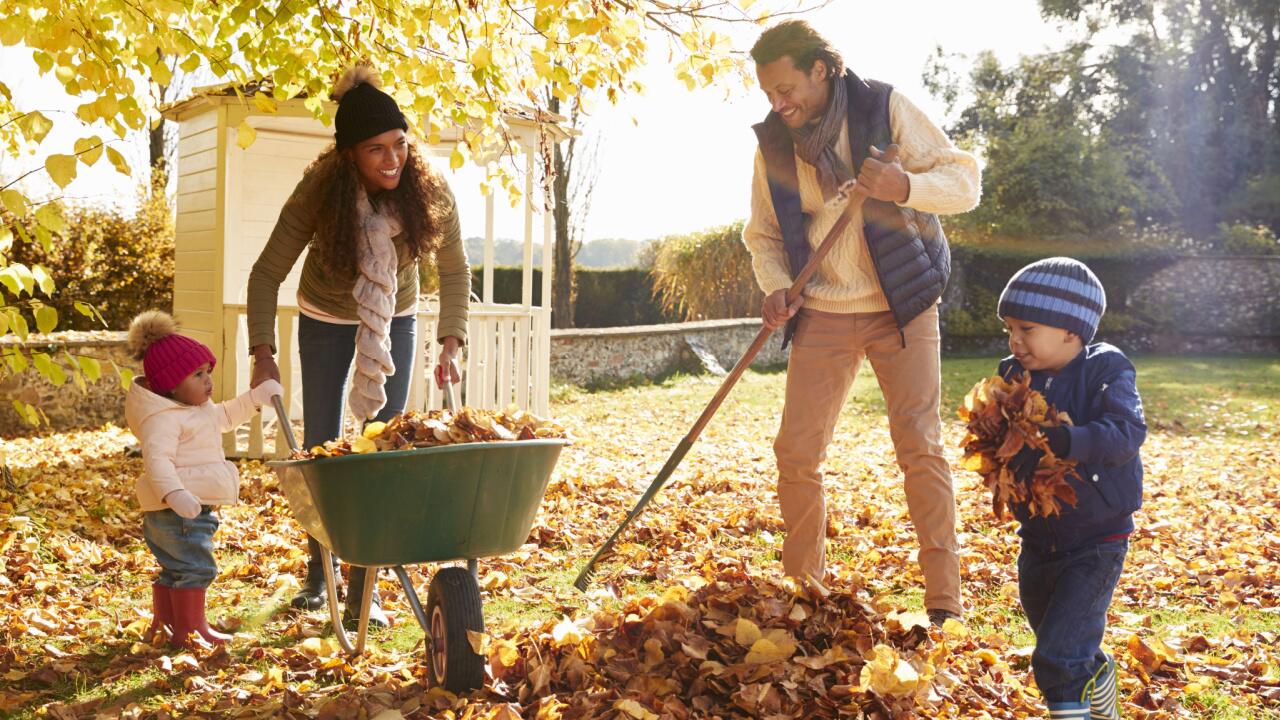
[998,343,1147,553]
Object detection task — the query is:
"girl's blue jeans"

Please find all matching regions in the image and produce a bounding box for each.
[143,507,219,589]
[1018,537,1128,704]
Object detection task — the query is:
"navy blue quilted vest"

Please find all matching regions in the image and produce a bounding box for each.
[752,71,951,347]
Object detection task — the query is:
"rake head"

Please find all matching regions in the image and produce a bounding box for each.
[572,543,615,591]
[571,564,597,592]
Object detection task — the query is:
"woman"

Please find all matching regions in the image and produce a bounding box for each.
[247,66,470,627]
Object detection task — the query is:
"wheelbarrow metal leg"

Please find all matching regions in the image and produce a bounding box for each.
[354,568,374,654]
[392,566,430,634]
[320,546,357,654]
[467,559,478,580]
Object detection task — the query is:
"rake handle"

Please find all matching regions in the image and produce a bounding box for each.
[687,144,897,441]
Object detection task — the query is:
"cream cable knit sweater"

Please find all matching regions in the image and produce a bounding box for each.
[742,91,981,314]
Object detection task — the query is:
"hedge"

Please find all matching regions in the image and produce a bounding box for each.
[4,183,175,331]
[942,240,1183,338]
[468,267,680,328]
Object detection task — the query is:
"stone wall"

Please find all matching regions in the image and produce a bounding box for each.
[549,318,787,387]
[1129,255,1279,332]
[942,255,1280,355]
[0,332,138,435]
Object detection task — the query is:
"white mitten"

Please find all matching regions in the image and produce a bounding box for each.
[250,379,285,408]
[164,489,202,519]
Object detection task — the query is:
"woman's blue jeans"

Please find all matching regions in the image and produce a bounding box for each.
[296,314,418,588]
[297,314,418,447]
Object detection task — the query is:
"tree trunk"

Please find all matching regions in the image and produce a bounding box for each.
[548,95,576,328]
[149,68,170,188]
[149,116,166,183]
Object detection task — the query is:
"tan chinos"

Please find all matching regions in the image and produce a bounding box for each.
[774,304,961,615]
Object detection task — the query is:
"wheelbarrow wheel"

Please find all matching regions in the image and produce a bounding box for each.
[425,566,485,693]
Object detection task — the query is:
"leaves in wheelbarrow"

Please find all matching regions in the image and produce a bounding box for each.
[957,373,1079,518]
[296,406,570,458]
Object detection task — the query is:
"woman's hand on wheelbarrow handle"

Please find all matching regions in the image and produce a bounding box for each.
[434,336,462,388]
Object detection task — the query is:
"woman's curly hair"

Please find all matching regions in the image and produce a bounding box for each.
[303,139,449,278]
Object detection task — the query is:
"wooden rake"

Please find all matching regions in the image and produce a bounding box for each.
[573,145,901,591]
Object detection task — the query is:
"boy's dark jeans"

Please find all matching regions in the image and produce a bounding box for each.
[1018,538,1128,703]
[143,507,219,589]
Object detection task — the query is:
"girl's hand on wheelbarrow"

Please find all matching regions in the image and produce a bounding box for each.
[434,336,462,388]
[250,379,285,408]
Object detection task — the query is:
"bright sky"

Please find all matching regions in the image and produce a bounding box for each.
[1,1,1075,245]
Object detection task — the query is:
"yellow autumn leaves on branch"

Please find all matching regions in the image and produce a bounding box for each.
[1,0,780,412]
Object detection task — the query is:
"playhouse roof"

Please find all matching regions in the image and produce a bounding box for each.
[161,81,574,143]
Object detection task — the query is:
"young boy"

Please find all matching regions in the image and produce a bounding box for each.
[995,257,1146,720]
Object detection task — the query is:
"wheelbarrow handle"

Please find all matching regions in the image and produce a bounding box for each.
[271,395,301,455]
[441,377,458,412]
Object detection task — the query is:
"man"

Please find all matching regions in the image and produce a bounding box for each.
[743,20,980,624]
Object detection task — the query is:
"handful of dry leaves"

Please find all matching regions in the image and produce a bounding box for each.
[958,373,1079,519]
[296,406,569,459]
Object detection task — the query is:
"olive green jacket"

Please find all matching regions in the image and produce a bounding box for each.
[246,165,470,352]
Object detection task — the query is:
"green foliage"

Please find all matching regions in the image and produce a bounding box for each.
[649,220,762,321]
[929,0,1279,240]
[575,268,679,326]
[960,118,1147,237]
[1215,223,1279,256]
[6,181,174,331]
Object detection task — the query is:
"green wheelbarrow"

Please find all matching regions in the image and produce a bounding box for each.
[267,388,567,692]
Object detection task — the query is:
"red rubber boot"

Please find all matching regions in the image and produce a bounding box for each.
[169,587,231,648]
[146,583,174,644]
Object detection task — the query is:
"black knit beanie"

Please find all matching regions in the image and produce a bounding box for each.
[332,66,408,150]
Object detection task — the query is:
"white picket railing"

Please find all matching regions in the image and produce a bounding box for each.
[219,301,550,459]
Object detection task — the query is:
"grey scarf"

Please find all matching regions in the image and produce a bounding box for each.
[788,76,852,202]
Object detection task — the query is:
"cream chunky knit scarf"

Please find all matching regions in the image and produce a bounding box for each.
[347,187,401,421]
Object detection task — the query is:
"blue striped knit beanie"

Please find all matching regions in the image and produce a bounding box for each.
[997,257,1106,343]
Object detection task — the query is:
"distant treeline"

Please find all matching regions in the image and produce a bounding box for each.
[464,237,656,269]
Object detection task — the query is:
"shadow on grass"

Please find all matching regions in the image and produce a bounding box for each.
[7,639,175,720]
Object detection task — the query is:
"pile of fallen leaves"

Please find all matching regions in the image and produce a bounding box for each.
[482,568,946,718]
[298,406,569,458]
[958,373,1079,518]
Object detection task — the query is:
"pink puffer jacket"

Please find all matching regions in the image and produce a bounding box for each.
[124,379,259,511]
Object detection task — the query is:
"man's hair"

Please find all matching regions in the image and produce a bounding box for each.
[749,19,844,78]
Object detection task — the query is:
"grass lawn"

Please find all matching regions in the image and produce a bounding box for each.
[1,354,1276,718]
